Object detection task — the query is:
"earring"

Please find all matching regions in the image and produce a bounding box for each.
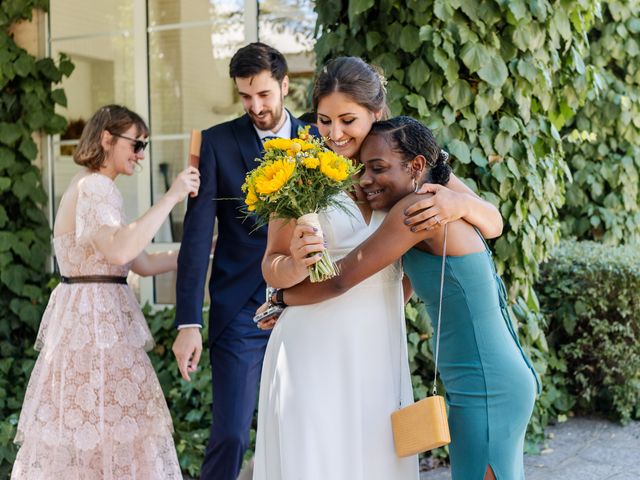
[412,177,419,193]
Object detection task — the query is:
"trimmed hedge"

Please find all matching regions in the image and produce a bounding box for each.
[538,240,640,423]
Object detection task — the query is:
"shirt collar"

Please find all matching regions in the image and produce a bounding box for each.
[254,110,292,140]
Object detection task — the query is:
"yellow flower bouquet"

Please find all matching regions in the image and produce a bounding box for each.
[242,127,360,282]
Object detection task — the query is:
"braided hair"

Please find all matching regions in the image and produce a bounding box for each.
[368,116,451,185]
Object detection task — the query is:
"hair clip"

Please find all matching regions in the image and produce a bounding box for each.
[440,150,449,162]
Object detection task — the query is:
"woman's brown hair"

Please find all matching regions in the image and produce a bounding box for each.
[73,105,148,170]
[312,57,390,119]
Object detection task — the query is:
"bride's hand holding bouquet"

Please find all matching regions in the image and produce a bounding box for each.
[242,127,360,282]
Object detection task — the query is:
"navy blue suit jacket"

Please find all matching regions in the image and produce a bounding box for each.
[175,112,317,342]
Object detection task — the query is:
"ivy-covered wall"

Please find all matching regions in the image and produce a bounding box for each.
[0,1,72,475]
[560,0,640,244]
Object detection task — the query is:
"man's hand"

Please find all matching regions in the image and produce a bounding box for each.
[254,301,282,330]
[172,327,203,381]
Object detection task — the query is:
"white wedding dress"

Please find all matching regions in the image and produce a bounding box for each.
[253,193,419,480]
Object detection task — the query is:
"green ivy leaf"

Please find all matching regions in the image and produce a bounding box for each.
[372,52,401,79]
[0,177,10,191]
[13,53,35,77]
[478,54,508,88]
[366,32,382,50]
[399,24,421,53]
[508,0,527,21]
[424,73,443,104]
[499,116,520,135]
[0,264,28,295]
[444,79,473,110]
[495,131,513,156]
[58,54,75,77]
[0,123,23,146]
[406,94,429,117]
[407,58,430,91]
[12,170,40,200]
[51,88,67,107]
[447,139,471,164]
[18,136,38,161]
[36,57,61,82]
[434,0,454,20]
[552,10,572,41]
[460,42,490,73]
[0,205,7,228]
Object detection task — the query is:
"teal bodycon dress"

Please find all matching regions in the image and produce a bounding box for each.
[403,239,539,480]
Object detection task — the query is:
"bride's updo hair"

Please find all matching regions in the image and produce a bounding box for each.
[368,116,451,186]
[312,57,390,119]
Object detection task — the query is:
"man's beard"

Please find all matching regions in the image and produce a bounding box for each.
[249,101,284,131]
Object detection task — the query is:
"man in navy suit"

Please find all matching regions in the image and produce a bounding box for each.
[172,43,316,479]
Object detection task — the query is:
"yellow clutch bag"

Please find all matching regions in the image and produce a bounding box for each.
[391,395,450,457]
[391,224,451,457]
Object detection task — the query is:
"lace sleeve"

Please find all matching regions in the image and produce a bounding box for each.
[76,173,124,245]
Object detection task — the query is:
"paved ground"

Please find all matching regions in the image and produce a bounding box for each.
[420,416,640,479]
[189,416,640,479]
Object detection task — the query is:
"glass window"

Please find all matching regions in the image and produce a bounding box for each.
[148,0,246,247]
[49,0,140,222]
[258,0,317,117]
[47,0,318,305]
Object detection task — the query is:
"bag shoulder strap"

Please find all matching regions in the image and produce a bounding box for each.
[431,224,448,396]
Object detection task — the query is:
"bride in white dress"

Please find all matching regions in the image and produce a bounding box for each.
[253,57,419,479]
[255,193,416,479]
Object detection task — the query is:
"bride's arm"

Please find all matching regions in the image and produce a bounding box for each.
[405,173,503,238]
[261,218,325,288]
[278,195,431,306]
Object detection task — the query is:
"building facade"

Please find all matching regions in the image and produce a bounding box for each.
[23,0,317,305]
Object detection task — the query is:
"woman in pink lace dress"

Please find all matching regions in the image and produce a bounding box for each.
[11,105,200,479]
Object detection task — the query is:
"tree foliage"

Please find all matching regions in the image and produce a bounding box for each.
[314,0,601,447]
[561,0,640,244]
[0,1,73,475]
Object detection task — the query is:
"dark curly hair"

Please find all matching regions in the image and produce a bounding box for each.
[367,116,451,185]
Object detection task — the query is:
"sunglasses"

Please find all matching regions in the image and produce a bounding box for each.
[111,133,149,153]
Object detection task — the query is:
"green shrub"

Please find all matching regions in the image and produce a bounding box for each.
[144,305,211,477]
[538,240,640,422]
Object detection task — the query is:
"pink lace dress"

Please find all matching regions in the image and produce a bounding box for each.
[12,173,181,480]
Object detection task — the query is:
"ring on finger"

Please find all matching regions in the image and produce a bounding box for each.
[434,215,441,224]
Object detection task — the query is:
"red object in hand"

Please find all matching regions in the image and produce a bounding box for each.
[189,129,201,197]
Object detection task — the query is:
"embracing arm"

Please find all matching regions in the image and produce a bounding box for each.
[405,173,503,239]
[282,195,429,306]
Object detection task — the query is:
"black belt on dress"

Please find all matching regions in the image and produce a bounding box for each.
[60,275,128,284]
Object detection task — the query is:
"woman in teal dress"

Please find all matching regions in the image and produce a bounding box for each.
[264,116,539,480]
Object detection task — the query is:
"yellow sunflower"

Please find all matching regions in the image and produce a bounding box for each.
[319,151,350,181]
[263,138,293,151]
[254,159,296,195]
[301,156,320,169]
[244,186,259,211]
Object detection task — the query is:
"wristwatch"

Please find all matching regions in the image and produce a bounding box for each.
[271,288,287,308]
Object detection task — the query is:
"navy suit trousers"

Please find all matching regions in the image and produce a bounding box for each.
[199,304,270,480]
